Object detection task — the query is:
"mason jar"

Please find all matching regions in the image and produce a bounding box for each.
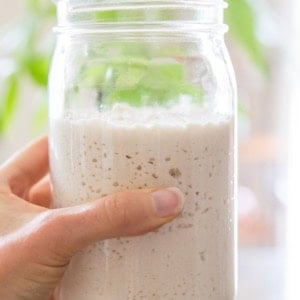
[49,0,237,299]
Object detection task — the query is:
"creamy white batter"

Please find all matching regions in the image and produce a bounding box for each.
[50,102,235,299]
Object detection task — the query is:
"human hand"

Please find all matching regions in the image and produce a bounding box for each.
[0,137,184,300]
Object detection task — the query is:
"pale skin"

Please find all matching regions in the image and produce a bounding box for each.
[0,137,185,300]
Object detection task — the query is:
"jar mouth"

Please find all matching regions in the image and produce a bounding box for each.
[54,0,227,9]
[55,0,227,33]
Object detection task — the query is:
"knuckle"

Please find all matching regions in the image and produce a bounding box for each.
[103,193,131,231]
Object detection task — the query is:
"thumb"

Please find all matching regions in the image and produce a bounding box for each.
[48,187,185,257]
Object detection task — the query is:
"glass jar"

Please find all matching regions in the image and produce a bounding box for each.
[49,1,237,299]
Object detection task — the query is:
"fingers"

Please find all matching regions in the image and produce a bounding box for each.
[29,176,52,208]
[49,188,185,256]
[0,137,49,198]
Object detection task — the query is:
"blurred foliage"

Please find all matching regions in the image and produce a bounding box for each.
[0,0,55,134]
[82,58,204,107]
[0,74,19,133]
[0,0,267,134]
[226,0,267,72]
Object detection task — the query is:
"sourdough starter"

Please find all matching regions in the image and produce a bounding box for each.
[50,102,235,299]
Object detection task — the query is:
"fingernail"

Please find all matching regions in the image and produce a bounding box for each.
[152,187,185,218]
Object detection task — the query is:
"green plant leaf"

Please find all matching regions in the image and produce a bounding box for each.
[105,88,145,106]
[140,62,185,90]
[226,0,268,72]
[180,84,204,103]
[26,0,56,18]
[24,53,50,86]
[83,58,149,90]
[94,10,120,22]
[26,0,40,12]
[114,65,147,90]
[0,74,19,134]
